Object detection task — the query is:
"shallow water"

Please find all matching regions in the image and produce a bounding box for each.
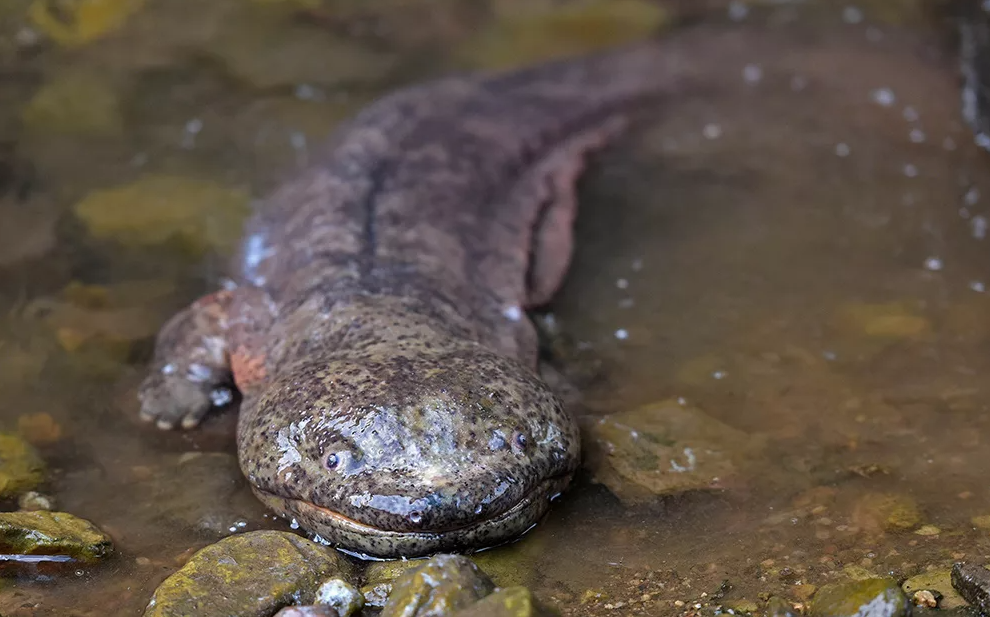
[1,1,989,615]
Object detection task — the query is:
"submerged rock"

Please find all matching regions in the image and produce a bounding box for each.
[460,0,668,70]
[452,586,546,617]
[0,510,113,562]
[21,70,123,136]
[582,398,753,506]
[0,432,46,499]
[130,453,266,538]
[380,554,496,617]
[73,174,251,257]
[143,531,355,617]
[851,492,922,534]
[811,578,909,617]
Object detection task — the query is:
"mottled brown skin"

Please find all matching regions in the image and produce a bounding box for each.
[139,34,698,558]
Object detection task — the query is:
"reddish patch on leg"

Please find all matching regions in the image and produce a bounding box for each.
[230,345,268,392]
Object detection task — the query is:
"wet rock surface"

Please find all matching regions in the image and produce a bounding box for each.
[0,510,113,562]
[951,563,990,615]
[380,554,497,617]
[143,530,355,617]
[313,578,363,617]
[811,578,909,617]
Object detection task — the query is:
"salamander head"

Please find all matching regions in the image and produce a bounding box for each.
[237,345,580,559]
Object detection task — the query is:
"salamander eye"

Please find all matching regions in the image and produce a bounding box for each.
[323,452,340,470]
[511,430,528,453]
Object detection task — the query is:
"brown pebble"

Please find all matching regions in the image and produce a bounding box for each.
[911,590,937,608]
[274,607,339,617]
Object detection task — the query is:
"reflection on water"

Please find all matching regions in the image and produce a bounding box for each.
[1,1,989,615]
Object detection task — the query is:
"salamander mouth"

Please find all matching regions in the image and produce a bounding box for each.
[251,473,572,558]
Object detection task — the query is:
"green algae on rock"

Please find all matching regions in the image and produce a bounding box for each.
[73,174,251,256]
[452,586,550,617]
[143,531,355,617]
[0,510,113,562]
[811,578,909,617]
[362,559,424,608]
[0,433,45,499]
[582,398,753,506]
[380,554,496,617]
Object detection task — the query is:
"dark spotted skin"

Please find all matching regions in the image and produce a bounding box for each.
[138,33,701,558]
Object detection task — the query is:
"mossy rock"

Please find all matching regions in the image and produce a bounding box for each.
[380,554,495,617]
[902,569,967,609]
[0,433,46,499]
[0,510,113,562]
[812,578,908,617]
[144,531,355,617]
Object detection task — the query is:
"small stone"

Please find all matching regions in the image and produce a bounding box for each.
[381,554,495,617]
[910,590,937,608]
[314,578,363,617]
[143,531,355,617]
[0,510,113,562]
[274,607,338,617]
[972,514,990,529]
[811,578,908,617]
[17,491,54,511]
[913,525,940,536]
